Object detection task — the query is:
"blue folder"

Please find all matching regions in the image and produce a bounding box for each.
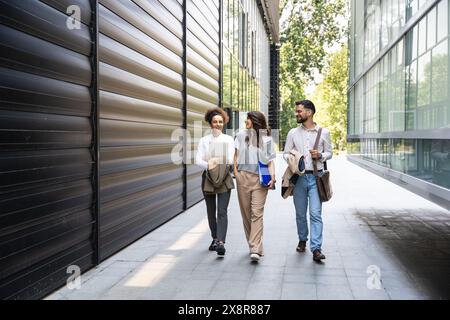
[258,161,272,188]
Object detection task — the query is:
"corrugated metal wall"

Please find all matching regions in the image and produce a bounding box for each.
[186,0,220,207]
[0,0,223,299]
[0,0,95,299]
[97,0,185,261]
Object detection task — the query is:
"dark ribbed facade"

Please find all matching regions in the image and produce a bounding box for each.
[0,0,279,299]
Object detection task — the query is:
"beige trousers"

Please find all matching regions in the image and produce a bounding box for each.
[235,170,268,256]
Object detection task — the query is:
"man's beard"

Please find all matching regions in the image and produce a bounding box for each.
[297,117,306,124]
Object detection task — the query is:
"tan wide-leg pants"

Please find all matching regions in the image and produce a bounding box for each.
[235,170,268,256]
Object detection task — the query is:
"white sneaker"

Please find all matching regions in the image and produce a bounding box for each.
[250,253,260,261]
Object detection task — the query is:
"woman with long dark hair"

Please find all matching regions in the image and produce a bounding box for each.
[196,108,235,256]
[233,111,276,262]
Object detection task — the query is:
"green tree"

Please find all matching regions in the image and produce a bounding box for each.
[310,45,348,151]
[279,0,347,146]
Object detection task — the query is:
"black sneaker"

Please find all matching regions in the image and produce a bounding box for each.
[216,243,226,256]
[208,240,218,251]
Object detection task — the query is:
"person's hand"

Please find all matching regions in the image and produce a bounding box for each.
[207,157,220,170]
[309,149,322,160]
[267,179,276,189]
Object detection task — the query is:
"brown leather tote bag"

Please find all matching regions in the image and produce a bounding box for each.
[313,128,333,202]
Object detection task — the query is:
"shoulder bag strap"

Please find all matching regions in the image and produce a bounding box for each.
[312,127,322,176]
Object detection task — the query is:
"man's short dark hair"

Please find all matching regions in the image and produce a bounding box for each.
[295,100,316,114]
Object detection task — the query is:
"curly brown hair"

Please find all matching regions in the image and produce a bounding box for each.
[204,107,229,125]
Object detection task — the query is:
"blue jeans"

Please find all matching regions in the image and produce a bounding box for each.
[293,173,323,253]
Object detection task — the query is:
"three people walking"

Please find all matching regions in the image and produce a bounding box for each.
[196,100,332,263]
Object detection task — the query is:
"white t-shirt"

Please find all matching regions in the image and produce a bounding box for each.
[195,132,235,170]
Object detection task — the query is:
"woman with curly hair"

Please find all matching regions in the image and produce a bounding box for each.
[195,108,235,256]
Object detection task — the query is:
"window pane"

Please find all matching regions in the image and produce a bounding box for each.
[405,29,414,65]
[418,18,427,56]
[391,139,406,172]
[407,0,418,21]
[355,81,363,134]
[233,0,239,57]
[405,139,450,190]
[432,39,448,103]
[349,89,355,135]
[413,25,418,60]
[406,60,418,130]
[419,0,428,9]
[429,139,450,189]
[427,7,437,50]
[223,47,231,106]
[380,63,388,132]
[232,57,239,107]
[398,39,404,66]
[417,51,431,108]
[437,0,448,42]
[224,0,229,48]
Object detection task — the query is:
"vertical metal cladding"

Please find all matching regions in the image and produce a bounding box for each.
[97,0,185,260]
[186,0,220,208]
[0,0,95,299]
[0,0,223,299]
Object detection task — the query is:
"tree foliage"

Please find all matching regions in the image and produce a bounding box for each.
[279,0,348,145]
[309,45,349,151]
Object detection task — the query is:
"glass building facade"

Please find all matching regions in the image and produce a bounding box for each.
[348,0,450,209]
[222,0,271,128]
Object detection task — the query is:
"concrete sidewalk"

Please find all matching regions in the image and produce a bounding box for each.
[46,155,450,300]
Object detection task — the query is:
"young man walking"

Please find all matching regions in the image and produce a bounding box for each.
[284,100,333,262]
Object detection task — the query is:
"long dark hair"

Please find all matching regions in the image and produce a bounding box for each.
[246,111,271,148]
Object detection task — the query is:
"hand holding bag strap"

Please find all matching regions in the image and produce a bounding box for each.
[312,127,322,176]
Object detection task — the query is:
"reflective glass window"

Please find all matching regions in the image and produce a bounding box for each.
[437,0,448,42]
[427,7,437,50]
[417,51,431,108]
[431,40,448,103]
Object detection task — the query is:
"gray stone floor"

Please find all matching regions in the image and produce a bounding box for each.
[45,155,450,300]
